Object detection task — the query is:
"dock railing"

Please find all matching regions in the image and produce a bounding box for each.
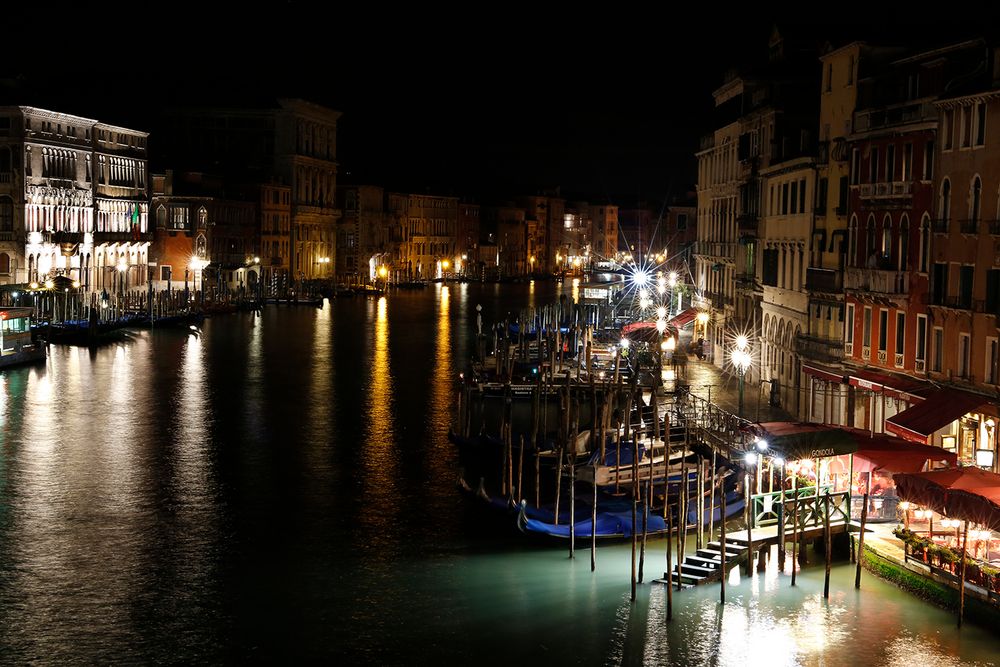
[750,488,849,530]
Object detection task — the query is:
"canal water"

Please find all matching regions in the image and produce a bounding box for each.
[0,282,995,665]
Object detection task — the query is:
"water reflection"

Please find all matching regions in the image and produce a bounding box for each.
[359,296,400,548]
[0,287,996,663]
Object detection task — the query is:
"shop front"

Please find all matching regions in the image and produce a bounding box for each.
[885,388,997,473]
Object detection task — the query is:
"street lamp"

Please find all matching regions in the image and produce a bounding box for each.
[731,337,752,418]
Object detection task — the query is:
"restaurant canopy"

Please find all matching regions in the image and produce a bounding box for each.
[756,422,859,461]
[667,307,699,329]
[847,428,958,473]
[893,467,1000,522]
[884,388,991,444]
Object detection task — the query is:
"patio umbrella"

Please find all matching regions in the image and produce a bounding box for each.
[945,487,1000,532]
[893,467,1000,515]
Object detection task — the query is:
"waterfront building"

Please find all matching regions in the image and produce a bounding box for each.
[456,200,480,278]
[0,106,150,291]
[399,193,458,280]
[664,196,697,266]
[516,193,565,273]
[337,184,387,284]
[919,39,1000,470]
[617,205,657,257]
[259,181,292,294]
[801,42,874,425]
[160,99,341,282]
[839,44,959,434]
[481,205,527,278]
[591,204,618,262]
[150,171,263,294]
[760,156,816,416]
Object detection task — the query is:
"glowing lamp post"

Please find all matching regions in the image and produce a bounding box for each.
[731,335,751,418]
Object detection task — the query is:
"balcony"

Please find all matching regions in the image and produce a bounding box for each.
[711,294,734,310]
[877,350,887,363]
[795,333,844,363]
[932,218,950,234]
[0,172,10,184]
[735,272,756,289]
[959,219,980,235]
[931,295,975,311]
[853,101,937,133]
[845,267,909,296]
[805,267,842,293]
[862,346,871,360]
[989,220,1000,236]
[695,242,738,260]
[737,214,758,233]
[858,181,913,200]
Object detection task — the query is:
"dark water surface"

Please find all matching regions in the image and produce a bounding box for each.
[0,283,996,665]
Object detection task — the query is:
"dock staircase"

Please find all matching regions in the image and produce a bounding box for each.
[655,535,750,589]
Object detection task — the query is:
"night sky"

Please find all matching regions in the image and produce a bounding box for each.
[0,14,978,204]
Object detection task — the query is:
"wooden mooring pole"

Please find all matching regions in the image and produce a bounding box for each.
[823,491,832,599]
[720,487,727,604]
[855,492,868,589]
[666,505,673,620]
[958,520,969,628]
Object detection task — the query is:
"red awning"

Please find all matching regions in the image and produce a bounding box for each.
[847,369,928,399]
[621,321,658,335]
[894,468,1000,528]
[668,307,699,329]
[847,427,958,473]
[884,388,991,444]
[803,364,845,384]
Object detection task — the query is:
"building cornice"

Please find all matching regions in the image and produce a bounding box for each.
[934,89,1000,109]
[15,106,98,125]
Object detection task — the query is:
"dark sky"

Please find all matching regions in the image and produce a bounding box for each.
[0,13,981,205]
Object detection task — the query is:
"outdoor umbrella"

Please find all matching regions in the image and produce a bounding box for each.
[893,467,1000,516]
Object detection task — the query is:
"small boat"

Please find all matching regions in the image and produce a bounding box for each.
[131,311,206,329]
[0,307,46,368]
[518,500,669,539]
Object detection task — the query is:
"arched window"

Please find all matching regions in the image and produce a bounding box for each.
[940,178,951,225]
[156,205,166,228]
[0,253,9,274]
[866,214,877,265]
[198,207,207,227]
[848,215,858,267]
[0,196,12,232]
[971,175,982,225]
[919,214,931,273]
[881,214,893,259]
[899,214,909,272]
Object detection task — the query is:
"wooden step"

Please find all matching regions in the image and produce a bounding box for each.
[672,570,706,583]
[679,562,716,576]
[685,554,722,569]
[697,547,742,560]
[653,576,693,589]
[708,540,748,553]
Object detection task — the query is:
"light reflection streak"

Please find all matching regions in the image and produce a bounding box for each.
[360,296,399,543]
[430,286,452,438]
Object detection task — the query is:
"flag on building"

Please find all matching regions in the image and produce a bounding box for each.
[131,204,140,241]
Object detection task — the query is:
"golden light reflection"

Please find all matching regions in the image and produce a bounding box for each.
[361,295,399,538]
[571,277,580,304]
[429,285,453,442]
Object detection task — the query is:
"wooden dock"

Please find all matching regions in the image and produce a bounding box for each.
[655,491,859,589]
